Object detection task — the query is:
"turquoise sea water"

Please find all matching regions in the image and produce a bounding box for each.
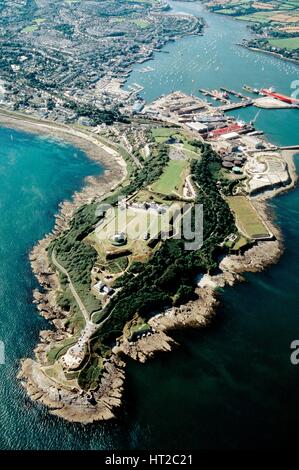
[1,1,299,450]
[0,128,106,449]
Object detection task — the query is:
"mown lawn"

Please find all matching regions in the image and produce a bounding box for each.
[21,25,38,33]
[227,196,270,239]
[151,160,188,195]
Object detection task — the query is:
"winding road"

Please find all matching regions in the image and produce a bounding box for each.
[52,250,92,326]
[52,250,115,330]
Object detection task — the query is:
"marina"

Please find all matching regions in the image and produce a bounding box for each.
[128,83,144,94]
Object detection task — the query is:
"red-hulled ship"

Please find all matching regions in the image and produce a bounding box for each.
[208,121,245,138]
[260,88,299,105]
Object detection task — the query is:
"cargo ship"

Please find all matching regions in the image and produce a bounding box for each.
[211,89,229,100]
[260,88,299,105]
[243,85,259,94]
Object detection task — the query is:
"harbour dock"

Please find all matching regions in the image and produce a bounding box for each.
[220,87,249,100]
[198,88,229,103]
[280,145,299,150]
[219,100,253,112]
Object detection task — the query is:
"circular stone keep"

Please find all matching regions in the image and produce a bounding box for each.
[110,232,127,246]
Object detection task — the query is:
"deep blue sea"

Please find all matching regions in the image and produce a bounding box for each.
[1,1,299,450]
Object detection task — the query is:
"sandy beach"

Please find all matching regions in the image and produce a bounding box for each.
[0,108,127,186]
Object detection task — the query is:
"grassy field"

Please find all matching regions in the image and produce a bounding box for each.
[132,19,150,29]
[151,128,200,157]
[183,142,199,154]
[269,37,299,50]
[106,256,129,273]
[151,127,181,143]
[133,189,173,205]
[112,17,126,23]
[46,337,79,365]
[21,25,38,33]
[227,196,270,239]
[232,235,249,251]
[151,160,189,196]
[33,18,46,24]
[209,0,299,25]
[238,13,273,23]
[96,206,170,242]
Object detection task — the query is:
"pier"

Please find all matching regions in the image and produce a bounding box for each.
[220,87,249,100]
[218,100,253,112]
[198,88,229,103]
[280,145,299,150]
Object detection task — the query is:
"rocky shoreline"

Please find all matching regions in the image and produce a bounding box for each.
[1,112,129,423]
[19,184,288,424]
[118,197,284,363]
[19,212,128,423]
[241,44,299,67]
[3,111,297,424]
